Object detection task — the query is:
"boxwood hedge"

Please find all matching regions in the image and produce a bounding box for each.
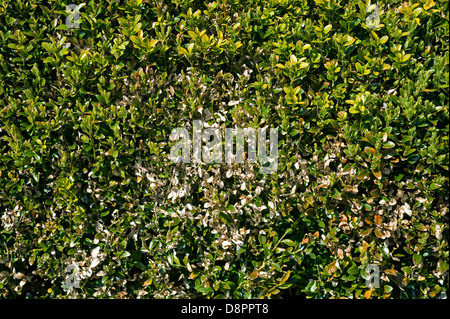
[0,0,448,299]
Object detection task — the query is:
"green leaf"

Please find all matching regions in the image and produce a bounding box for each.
[96,95,106,104]
[384,285,393,293]
[42,42,53,52]
[382,141,395,149]
[429,183,442,190]
[56,24,69,30]
[402,266,412,275]
[348,265,359,275]
[413,253,422,265]
[281,239,297,247]
[271,263,282,272]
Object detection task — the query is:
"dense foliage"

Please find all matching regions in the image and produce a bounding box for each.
[0,0,448,299]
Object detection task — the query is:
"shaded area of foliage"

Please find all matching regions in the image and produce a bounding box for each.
[0,0,448,298]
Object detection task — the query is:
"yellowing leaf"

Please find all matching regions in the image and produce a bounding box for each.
[385,268,397,276]
[349,106,358,114]
[143,279,152,286]
[380,35,389,44]
[290,54,297,65]
[374,214,382,225]
[178,46,188,55]
[188,273,199,279]
[373,170,382,179]
[364,288,373,299]
[279,270,290,284]
[299,62,309,69]
[364,147,377,155]
[424,0,435,10]
[149,39,158,47]
[344,35,355,46]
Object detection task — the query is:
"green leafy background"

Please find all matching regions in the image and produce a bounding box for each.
[0,0,448,299]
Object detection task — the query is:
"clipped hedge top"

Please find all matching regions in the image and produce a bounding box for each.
[0,0,448,299]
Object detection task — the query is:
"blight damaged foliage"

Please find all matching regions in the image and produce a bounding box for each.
[0,0,448,299]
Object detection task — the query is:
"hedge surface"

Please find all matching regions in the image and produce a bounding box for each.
[0,0,448,299]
